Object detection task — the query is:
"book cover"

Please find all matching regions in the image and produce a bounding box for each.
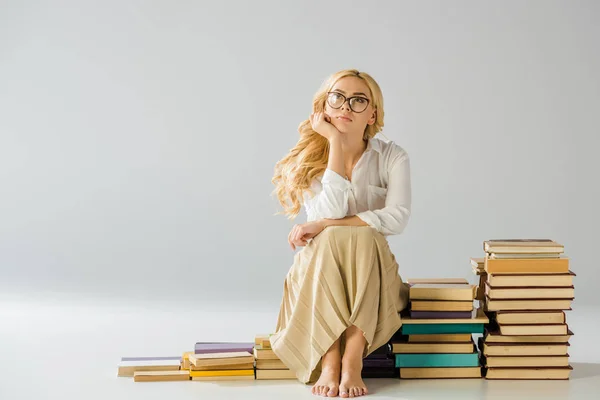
[410,311,473,319]
[395,352,479,368]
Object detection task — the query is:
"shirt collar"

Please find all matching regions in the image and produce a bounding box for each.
[366,137,383,154]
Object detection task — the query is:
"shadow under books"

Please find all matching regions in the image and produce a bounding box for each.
[570,363,600,380]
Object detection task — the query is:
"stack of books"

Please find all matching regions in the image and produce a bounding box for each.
[254,334,296,380]
[118,356,188,382]
[361,343,396,378]
[391,278,487,379]
[186,342,255,381]
[478,239,575,380]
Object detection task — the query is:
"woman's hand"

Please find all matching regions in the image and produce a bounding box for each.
[288,220,327,251]
[309,112,342,142]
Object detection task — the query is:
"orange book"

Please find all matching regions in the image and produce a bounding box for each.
[484,256,569,274]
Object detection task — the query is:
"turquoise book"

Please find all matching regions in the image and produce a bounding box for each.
[401,323,484,335]
[395,352,479,368]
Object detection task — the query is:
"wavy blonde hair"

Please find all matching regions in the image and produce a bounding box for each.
[271,69,387,220]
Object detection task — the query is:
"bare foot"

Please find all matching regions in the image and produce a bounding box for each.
[312,366,341,397]
[339,358,368,397]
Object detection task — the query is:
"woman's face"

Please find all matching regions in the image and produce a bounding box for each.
[324,76,376,137]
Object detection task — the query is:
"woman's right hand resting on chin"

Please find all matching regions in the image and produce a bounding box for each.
[309,112,342,142]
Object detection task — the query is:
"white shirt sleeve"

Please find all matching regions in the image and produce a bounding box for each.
[304,168,352,221]
[355,152,411,236]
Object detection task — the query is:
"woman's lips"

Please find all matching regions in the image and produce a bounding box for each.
[337,116,352,122]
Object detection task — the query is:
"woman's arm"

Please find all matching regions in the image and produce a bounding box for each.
[321,215,370,228]
[354,152,411,236]
[304,137,351,220]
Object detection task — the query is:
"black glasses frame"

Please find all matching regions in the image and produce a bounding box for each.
[326,91,370,113]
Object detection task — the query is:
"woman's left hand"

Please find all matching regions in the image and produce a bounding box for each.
[288,220,327,250]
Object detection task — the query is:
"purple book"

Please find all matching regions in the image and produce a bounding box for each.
[409,311,473,319]
[363,358,394,368]
[194,342,255,354]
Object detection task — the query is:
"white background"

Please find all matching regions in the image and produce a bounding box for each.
[1,2,599,398]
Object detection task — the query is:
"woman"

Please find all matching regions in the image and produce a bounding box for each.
[270,69,411,398]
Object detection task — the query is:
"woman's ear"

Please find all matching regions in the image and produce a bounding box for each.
[368,110,377,125]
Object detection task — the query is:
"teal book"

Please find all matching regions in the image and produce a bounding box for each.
[401,323,484,335]
[395,352,479,368]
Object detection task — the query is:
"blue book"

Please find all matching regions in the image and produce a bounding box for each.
[395,352,479,368]
[401,323,484,335]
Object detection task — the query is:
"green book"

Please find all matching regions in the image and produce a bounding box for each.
[395,352,480,368]
[401,323,484,335]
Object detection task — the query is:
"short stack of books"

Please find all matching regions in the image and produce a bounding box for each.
[187,342,255,381]
[478,239,575,380]
[391,278,487,379]
[118,356,188,382]
[254,334,296,380]
[361,343,396,378]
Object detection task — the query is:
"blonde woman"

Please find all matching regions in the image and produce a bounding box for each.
[270,69,411,398]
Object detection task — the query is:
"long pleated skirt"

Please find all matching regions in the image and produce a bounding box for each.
[269,225,410,384]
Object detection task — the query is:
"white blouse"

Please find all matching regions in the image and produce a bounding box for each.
[303,137,412,237]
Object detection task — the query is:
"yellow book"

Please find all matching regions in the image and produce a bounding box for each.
[189,369,254,377]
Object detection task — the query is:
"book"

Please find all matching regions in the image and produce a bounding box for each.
[133,370,190,382]
[489,253,561,259]
[483,239,564,254]
[485,366,572,380]
[484,328,573,343]
[402,323,484,335]
[363,358,395,368]
[118,358,182,377]
[255,369,296,380]
[402,308,488,324]
[255,334,273,349]
[470,257,485,271]
[256,359,287,369]
[400,367,481,379]
[410,311,473,319]
[485,283,575,300]
[395,351,479,368]
[484,355,570,368]
[362,367,397,379]
[498,324,569,336]
[484,297,573,311]
[409,284,475,301]
[495,311,566,325]
[188,352,254,368]
[482,342,569,356]
[189,362,254,371]
[407,278,469,285]
[392,340,475,354]
[192,375,255,381]
[408,333,473,343]
[366,343,392,359]
[189,369,254,378]
[484,256,569,274]
[253,345,279,360]
[487,272,575,287]
[194,342,254,354]
[410,300,473,312]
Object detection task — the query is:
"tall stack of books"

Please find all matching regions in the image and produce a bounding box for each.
[254,334,296,380]
[361,343,396,378]
[391,278,487,379]
[478,239,574,380]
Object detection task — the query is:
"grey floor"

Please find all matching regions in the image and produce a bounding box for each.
[0,293,598,400]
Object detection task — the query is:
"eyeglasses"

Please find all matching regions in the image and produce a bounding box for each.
[326,92,370,113]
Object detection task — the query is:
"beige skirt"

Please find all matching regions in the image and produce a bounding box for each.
[269,225,410,384]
